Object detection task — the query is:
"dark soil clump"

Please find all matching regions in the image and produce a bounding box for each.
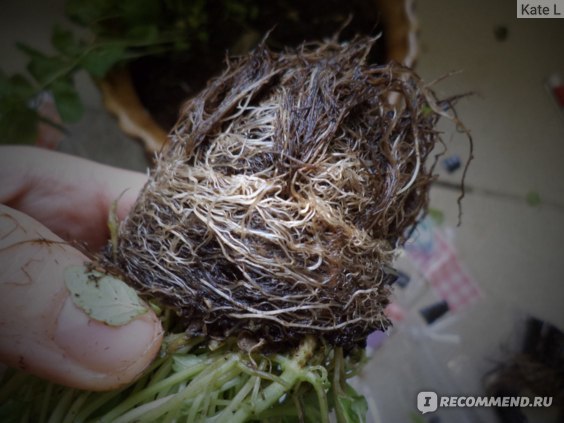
[129,0,387,130]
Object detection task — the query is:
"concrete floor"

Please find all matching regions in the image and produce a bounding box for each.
[1,0,149,172]
[417,0,564,332]
[1,0,563,422]
[361,1,564,422]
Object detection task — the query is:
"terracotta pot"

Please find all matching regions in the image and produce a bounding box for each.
[100,0,417,155]
[98,68,169,153]
[376,0,417,67]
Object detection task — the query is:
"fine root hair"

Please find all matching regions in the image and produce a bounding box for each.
[113,37,465,347]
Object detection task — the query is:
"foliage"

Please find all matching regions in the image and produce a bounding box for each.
[0,332,368,422]
[0,0,259,144]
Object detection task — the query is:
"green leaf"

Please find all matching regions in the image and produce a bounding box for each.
[185,0,207,30]
[28,55,68,85]
[0,398,27,423]
[0,73,41,144]
[80,44,125,77]
[10,75,36,98]
[51,25,79,56]
[0,71,12,96]
[119,0,163,27]
[17,43,69,85]
[15,42,44,59]
[64,265,148,326]
[427,207,445,225]
[173,39,191,52]
[0,99,39,144]
[223,0,249,21]
[336,385,368,423]
[65,0,114,26]
[51,79,83,123]
[0,73,35,99]
[126,25,159,44]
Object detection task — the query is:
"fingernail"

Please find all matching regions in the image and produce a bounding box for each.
[54,294,162,376]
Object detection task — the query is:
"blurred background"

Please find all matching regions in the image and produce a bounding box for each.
[1,0,563,422]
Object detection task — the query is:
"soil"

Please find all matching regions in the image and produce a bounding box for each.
[129,0,388,131]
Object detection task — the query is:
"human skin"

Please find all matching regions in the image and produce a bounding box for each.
[0,146,163,391]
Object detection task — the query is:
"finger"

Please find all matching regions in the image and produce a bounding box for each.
[0,146,148,248]
[0,204,163,391]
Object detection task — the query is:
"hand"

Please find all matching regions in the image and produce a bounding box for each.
[0,146,163,391]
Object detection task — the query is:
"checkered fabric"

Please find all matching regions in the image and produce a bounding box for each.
[405,219,481,311]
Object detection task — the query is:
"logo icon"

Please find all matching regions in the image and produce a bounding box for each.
[417,391,438,414]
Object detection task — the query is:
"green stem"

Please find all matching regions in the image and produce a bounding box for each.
[47,389,74,423]
[333,347,347,423]
[38,383,53,423]
[37,115,69,136]
[219,336,318,423]
[236,361,289,388]
[73,389,123,423]
[23,31,188,115]
[75,341,191,421]
[202,390,219,421]
[0,371,30,403]
[110,395,175,423]
[19,381,34,423]
[112,355,240,423]
[214,374,258,421]
[186,392,206,423]
[151,359,174,399]
[98,355,213,421]
[76,358,178,423]
[62,392,90,423]
[305,371,329,423]
[128,354,170,396]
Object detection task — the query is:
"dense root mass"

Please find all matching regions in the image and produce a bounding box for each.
[114,37,450,346]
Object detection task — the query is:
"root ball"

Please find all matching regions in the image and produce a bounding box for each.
[115,37,451,346]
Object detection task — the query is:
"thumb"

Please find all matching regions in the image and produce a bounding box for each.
[0,205,163,391]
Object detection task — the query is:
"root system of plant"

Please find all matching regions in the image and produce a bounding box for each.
[0,37,471,422]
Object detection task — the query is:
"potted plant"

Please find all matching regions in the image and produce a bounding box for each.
[0,0,417,153]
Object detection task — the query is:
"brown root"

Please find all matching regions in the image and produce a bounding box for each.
[113,37,458,347]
